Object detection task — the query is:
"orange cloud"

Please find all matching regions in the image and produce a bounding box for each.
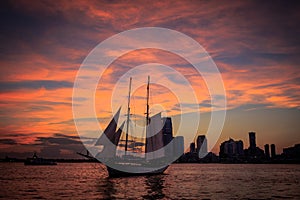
[1,1,299,157]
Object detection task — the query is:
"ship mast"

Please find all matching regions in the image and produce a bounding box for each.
[124,77,132,155]
[145,76,150,154]
[146,76,150,126]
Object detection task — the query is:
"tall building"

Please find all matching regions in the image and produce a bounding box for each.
[196,135,208,158]
[271,144,276,158]
[190,142,196,153]
[236,140,244,155]
[264,144,270,159]
[249,132,256,149]
[161,117,174,159]
[245,132,265,161]
[282,144,300,160]
[219,138,244,160]
[173,136,184,158]
[162,117,173,146]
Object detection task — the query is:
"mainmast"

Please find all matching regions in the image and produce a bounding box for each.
[124,77,132,155]
[146,76,150,125]
[145,76,150,155]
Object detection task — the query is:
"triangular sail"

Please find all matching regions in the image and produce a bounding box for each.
[97,121,125,158]
[113,121,125,146]
[146,112,165,160]
[95,107,121,146]
[94,108,122,159]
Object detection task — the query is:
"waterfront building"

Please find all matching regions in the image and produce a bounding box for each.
[161,117,174,159]
[196,135,207,158]
[236,140,244,156]
[249,132,256,149]
[245,132,264,161]
[162,117,173,146]
[271,144,276,158]
[264,144,270,159]
[282,144,300,161]
[173,136,184,158]
[190,142,196,153]
[219,138,244,161]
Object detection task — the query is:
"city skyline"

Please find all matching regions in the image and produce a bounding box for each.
[1,1,300,159]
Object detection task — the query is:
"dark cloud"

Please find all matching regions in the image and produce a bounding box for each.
[255,77,300,90]
[0,139,17,145]
[36,136,82,145]
[39,145,61,158]
[0,130,37,138]
[0,80,73,92]
[53,133,79,139]
[0,134,89,158]
[0,100,72,106]
[0,0,97,63]
[25,105,54,112]
[233,103,274,111]
[33,100,72,106]
[67,97,88,102]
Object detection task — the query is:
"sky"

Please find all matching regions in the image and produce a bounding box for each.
[0,0,300,158]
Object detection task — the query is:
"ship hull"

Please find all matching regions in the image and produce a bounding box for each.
[106,165,169,177]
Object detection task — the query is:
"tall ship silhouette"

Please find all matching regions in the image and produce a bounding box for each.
[92,76,170,177]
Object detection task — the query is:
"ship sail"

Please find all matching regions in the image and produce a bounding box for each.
[113,122,125,147]
[95,107,122,158]
[146,112,165,160]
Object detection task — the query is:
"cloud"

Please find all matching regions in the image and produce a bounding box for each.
[0,80,73,92]
[0,133,88,159]
[0,139,17,145]
[36,136,82,145]
[0,0,300,157]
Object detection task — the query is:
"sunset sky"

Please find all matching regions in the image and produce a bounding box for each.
[0,0,299,158]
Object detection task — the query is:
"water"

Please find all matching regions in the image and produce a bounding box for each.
[0,163,299,199]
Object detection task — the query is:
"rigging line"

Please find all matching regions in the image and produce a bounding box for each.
[150,85,154,115]
[131,90,137,130]
[125,77,132,155]
[130,92,137,141]
[128,118,135,151]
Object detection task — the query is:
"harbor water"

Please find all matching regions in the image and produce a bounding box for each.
[0,163,299,199]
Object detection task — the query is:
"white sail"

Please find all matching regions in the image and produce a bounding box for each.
[146,112,165,160]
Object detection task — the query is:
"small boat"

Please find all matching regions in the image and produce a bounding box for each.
[24,152,57,165]
[94,76,170,177]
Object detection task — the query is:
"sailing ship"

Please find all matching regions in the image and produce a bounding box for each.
[94,76,169,177]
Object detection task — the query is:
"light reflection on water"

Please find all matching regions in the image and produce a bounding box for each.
[0,163,299,199]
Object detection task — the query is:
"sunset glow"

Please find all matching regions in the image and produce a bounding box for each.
[1,1,299,158]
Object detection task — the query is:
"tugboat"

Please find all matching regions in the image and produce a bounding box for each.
[24,152,57,165]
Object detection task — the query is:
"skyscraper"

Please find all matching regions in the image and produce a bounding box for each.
[161,117,173,159]
[271,144,276,158]
[190,142,196,153]
[196,135,207,158]
[264,144,270,159]
[245,131,265,161]
[219,138,244,160]
[236,140,244,155]
[249,132,256,149]
[162,117,173,146]
[173,136,184,158]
